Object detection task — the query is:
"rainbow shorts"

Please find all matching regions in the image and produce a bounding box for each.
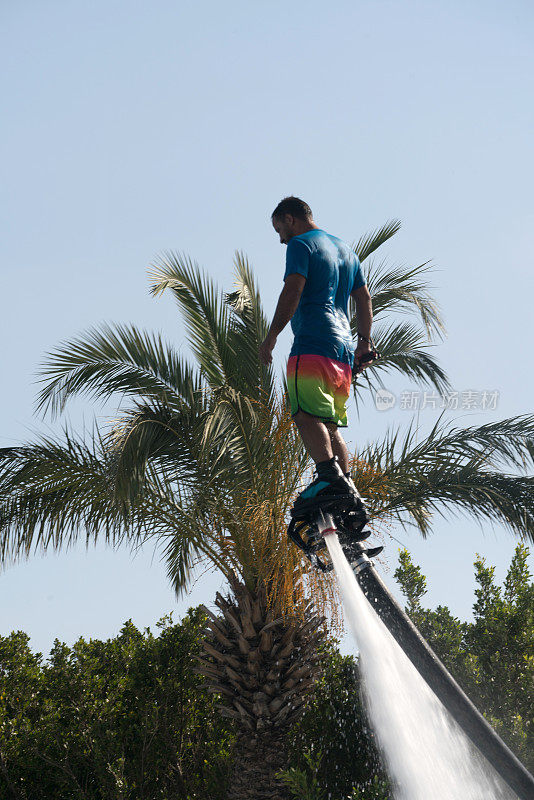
[286,354,352,427]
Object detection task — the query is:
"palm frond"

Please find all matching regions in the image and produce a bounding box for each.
[352,321,450,403]
[107,388,269,511]
[149,253,235,388]
[386,468,533,541]
[139,471,211,595]
[357,415,534,541]
[353,219,402,263]
[161,522,204,596]
[360,259,445,341]
[107,402,205,505]
[368,414,534,474]
[224,251,276,404]
[35,323,199,419]
[0,430,134,564]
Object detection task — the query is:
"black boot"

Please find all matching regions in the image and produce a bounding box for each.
[291,457,356,519]
[336,471,370,536]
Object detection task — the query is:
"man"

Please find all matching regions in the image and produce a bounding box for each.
[259,196,376,516]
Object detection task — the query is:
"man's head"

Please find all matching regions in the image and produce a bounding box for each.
[271,196,316,245]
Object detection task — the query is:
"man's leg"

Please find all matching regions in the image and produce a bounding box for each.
[325,423,350,474]
[287,356,362,517]
[288,356,356,506]
[292,414,351,473]
[291,412,357,516]
[292,411,333,463]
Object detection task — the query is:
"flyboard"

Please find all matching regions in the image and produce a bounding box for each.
[287,496,534,800]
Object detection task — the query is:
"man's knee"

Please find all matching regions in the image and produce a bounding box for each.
[293,410,325,429]
[292,410,306,427]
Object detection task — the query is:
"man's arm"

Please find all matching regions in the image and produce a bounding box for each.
[351,284,372,338]
[351,284,374,368]
[259,274,306,365]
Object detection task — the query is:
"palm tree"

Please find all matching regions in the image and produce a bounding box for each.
[1,223,533,799]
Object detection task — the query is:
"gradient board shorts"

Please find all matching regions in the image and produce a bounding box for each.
[287,354,352,427]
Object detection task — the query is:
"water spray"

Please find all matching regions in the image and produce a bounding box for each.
[288,508,534,799]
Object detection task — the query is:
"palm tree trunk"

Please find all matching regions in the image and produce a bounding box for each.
[194,573,325,800]
[230,730,289,800]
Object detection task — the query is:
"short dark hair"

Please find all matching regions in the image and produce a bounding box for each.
[271,196,313,221]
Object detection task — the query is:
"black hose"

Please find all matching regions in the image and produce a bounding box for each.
[355,564,534,800]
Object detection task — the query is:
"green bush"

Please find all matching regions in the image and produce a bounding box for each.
[2,543,531,800]
[0,609,234,799]
[278,750,390,800]
[395,543,534,771]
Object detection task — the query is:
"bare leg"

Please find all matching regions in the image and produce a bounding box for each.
[292,411,333,463]
[326,423,350,474]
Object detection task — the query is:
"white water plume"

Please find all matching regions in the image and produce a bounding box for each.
[324,533,516,800]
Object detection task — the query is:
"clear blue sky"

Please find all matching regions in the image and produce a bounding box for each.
[1,0,533,657]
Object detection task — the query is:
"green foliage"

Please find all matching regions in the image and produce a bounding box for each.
[4,570,531,799]
[279,750,391,800]
[0,613,394,800]
[287,643,389,799]
[0,609,234,799]
[393,549,427,620]
[277,749,326,800]
[359,414,534,542]
[394,544,534,770]
[348,775,391,799]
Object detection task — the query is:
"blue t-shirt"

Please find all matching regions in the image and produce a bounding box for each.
[283,229,365,366]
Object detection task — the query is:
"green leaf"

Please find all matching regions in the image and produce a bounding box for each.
[35,322,199,419]
[353,219,402,263]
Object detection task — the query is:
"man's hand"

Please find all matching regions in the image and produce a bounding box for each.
[354,341,375,374]
[259,334,277,365]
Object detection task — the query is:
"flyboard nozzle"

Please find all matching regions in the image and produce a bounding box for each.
[350,549,372,575]
[315,510,337,536]
[316,510,371,573]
